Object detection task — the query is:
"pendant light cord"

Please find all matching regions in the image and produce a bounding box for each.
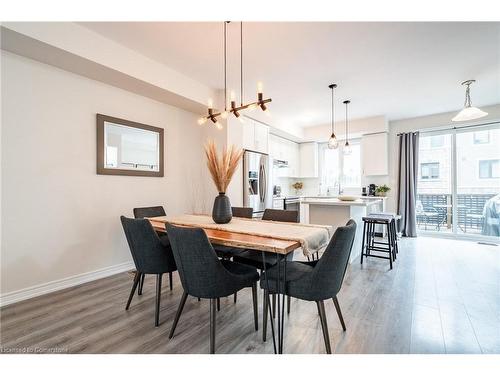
[465,83,471,107]
[331,87,334,134]
[224,22,227,111]
[345,102,349,143]
[240,21,243,106]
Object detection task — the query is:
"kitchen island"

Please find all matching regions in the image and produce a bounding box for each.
[300,196,386,262]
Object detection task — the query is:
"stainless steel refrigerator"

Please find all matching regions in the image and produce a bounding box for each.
[243,150,272,217]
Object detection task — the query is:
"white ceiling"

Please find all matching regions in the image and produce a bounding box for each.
[80,22,500,129]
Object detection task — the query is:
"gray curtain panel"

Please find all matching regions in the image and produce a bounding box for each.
[397,132,419,237]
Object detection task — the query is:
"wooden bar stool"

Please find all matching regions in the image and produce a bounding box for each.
[371,212,401,257]
[361,214,397,269]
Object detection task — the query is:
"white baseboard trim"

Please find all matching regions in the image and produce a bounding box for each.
[0,261,135,307]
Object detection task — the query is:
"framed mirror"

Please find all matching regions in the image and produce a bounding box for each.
[96,114,164,177]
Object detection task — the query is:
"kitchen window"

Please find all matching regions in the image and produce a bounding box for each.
[319,141,361,191]
[421,162,440,179]
[479,159,500,179]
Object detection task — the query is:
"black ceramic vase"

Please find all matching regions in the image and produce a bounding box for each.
[212,192,232,224]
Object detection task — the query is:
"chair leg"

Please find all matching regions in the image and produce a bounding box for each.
[316,300,332,354]
[234,292,237,303]
[169,291,188,339]
[332,296,346,331]
[263,289,269,342]
[210,298,216,354]
[169,272,173,291]
[125,271,141,310]
[287,295,291,314]
[155,274,162,327]
[138,272,145,295]
[198,297,201,302]
[217,297,220,311]
[272,294,276,317]
[252,283,258,331]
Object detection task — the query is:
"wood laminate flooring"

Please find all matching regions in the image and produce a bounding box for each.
[1,236,499,354]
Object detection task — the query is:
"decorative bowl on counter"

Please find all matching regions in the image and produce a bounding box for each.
[337,195,358,201]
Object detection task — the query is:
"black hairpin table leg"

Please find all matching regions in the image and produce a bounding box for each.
[261,251,277,354]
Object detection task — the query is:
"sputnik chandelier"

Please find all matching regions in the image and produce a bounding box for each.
[198,21,272,127]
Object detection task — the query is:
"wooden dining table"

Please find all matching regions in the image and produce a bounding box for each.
[148,215,310,354]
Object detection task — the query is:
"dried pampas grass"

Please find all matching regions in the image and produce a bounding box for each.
[204,140,243,193]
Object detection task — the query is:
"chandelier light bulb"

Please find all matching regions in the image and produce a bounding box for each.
[220,111,228,119]
[257,81,263,94]
[197,117,207,125]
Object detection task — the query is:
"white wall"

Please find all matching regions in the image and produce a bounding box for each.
[1,52,212,295]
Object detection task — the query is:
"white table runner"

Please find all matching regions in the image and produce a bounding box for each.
[152,214,333,257]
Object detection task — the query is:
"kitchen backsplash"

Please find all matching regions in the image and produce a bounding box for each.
[273,175,389,197]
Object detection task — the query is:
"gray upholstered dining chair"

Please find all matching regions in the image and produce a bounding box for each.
[262,208,299,223]
[120,216,178,327]
[260,219,356,354]
[133,206,172,294]
[166,223,260,354]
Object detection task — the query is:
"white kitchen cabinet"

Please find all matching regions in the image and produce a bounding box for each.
[298,142,319,178]
[269,134,300,178]
[242,118,269,154]
[361,132,388,176]
[254,121,269,153]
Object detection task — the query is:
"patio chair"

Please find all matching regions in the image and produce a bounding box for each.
[416,200,441,231]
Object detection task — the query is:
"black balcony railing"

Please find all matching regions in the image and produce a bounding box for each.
[416,193,496,232]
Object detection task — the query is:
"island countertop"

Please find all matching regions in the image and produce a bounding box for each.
[300,197,383,207]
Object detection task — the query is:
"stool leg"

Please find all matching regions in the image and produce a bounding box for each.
[367,221,374,255]
[360,221,367,264]
[393,221,399,254]
[391,221,397,260]
[387,222,393,270]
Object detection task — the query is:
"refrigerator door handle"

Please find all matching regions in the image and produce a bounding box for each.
[261,163,267,203]
[259,164,264,203]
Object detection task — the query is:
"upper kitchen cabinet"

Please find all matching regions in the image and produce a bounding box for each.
[361,132,388,176]
[242,117,269,154]
[269,134,300,177]
[298,142,319,178]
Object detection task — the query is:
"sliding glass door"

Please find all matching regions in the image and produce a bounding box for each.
[455,125,500,239]
[417,123,500,241]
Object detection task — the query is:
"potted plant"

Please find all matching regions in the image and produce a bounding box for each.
[292,181,304,196]
[205,140,243,224]
[375,184,390,197]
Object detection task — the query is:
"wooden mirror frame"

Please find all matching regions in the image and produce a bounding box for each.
[96,114,164,177]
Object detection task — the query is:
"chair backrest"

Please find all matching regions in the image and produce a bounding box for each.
[262,208,299,223]
[232,206,253,218]
[133,206,166,219]
[310,219,356,299]
[166,223,239,298]
[120,216,176,274]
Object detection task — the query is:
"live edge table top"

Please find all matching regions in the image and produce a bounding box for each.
[149,216,300,255]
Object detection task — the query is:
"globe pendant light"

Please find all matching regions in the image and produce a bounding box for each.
[327,83,339,149]
[343,100,352,155]
[452,80,488,122]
